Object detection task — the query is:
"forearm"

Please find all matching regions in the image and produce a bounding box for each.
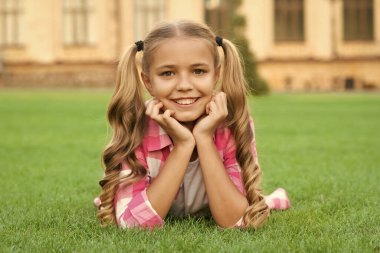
[146,144,194,219]
[196,136,248,228]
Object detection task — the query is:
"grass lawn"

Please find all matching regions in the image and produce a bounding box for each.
[0,90,379,252]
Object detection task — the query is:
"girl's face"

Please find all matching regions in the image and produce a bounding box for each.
[142,37,220,123]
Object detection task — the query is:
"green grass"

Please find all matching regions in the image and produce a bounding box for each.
[0,90,379,252]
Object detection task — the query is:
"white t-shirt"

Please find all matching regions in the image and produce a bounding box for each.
[168,159,211,217]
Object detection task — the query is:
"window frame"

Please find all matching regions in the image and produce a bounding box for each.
[274,0,305,43]
[0,0,23,47]
[343,0,374,41]
[62,0,95,46]
[133,0,166,40]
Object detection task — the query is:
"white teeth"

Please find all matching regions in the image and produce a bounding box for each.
[174,98,197,105]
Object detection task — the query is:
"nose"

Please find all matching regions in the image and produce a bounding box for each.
[176,74,193,91]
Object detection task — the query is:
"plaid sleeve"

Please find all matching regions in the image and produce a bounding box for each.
[114,148,164,229]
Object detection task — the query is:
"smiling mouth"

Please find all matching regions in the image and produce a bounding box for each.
[173,98,199,105]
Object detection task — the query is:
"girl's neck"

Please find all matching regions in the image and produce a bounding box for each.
[180,121,195,131]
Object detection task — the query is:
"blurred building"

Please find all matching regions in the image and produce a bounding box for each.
[1,0,379,91]
[0,0,204,87]
[208,0,380,92]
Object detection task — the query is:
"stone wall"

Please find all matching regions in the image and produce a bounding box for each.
[258,58,380,92]
[1,63,116,88]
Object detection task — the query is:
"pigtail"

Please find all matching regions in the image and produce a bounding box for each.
[97,45,147,225]
[220,39,270,229]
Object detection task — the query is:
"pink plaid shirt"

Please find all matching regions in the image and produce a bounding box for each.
[114,116,258,229]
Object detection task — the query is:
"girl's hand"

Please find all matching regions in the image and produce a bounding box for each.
[146,98,195,147]
[193,92,228,140]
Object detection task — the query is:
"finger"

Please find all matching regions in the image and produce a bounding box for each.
[217,92,228,116]
[152,102,164,117]
[162,110,179,129]
[206,103,211,114]
[149,102,163,124]
[215,92,227,112]
[219,92,228,112]
[207,95,216,113]
[219,91,226,101]
[212,94,223,112]
[214,91,224,103]
[208,101,218,115]
[145,100,153,116]
[145,98,158,116]
[163,109,172,119]
[146,97,155,104]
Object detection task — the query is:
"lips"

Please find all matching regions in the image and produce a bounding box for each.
[172,98,199,105]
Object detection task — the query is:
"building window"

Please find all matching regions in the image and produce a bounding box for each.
[274,0,304,42]
[0,0,23,46]
[134,0,165,40]
[63,0,95,46]
[205,0,231,38]
[343,0,374,41]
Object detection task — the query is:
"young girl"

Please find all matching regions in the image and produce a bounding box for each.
[96,20,290,229]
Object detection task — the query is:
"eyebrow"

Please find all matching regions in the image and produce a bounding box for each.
[191,63,209,67]
[156,64,175,69]
[155,63,210,69]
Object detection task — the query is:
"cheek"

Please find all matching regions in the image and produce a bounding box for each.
[197,77,216,94]
[150,79,172,97]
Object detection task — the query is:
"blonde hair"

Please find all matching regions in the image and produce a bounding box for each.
[97,20,269,228]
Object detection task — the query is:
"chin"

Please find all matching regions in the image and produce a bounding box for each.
[174,116,197,123]
[173,112,203,123]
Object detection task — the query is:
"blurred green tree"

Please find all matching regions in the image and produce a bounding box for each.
[205,0,269,95]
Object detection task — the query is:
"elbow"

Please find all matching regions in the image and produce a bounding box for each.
[215,222,234,229]
[118,220,164,230]
[214,215,244,229]
[117,209,165,229]
[213,202,248,229]
[215,221,240,229]
[117,216,164,229]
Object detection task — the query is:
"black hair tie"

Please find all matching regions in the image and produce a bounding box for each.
[215,36,223,47]
[135,40,144,51]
